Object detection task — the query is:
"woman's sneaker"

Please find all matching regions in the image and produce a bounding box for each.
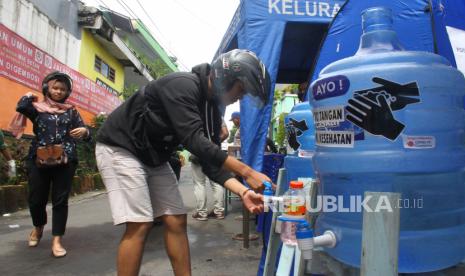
[192,212,208,221]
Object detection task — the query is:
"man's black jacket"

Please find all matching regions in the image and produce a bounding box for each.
[97,64,233,185]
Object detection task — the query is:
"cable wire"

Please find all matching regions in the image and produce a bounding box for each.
[132,0,188,69]
[100,0,188,70]
[171,0,219,33]
[96,0,110,9]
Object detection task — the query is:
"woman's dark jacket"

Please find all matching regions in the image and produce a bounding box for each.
[16,96,89,162]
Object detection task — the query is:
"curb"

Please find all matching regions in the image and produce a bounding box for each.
[0,173,105,215]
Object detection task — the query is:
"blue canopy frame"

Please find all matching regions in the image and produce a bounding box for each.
[214,0,345,173]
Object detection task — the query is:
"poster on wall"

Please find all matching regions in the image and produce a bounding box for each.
[0,24,121,115]
[446,26,465,76]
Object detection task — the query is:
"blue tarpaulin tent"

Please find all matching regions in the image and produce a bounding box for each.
[214,1,344,275]
[310,0,465,89]
[215,0,345,183]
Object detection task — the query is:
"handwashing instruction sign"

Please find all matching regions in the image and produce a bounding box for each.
[313,76,421,147]
[313,106,354,147]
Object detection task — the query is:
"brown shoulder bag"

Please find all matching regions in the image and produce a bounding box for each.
[36,144,68,168]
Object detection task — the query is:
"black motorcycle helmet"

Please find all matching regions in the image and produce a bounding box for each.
[42,71,73,102]
[210,49,271,108]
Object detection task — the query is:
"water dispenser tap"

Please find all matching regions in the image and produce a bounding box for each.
[296,222,314,260]
[296,221,337,260]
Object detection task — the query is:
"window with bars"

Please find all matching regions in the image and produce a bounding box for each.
[109,67,115,82]
[94,55,102,72]
[94,55,116,82]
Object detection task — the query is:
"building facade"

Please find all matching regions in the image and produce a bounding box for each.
[0,0,86,132]
[78,29,125,95]
[0,0,177,133]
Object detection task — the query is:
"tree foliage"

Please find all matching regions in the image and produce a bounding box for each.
[271,84,298,144]
[119,83,139,100]
[75,114,107,176]
[276,112,288,147]
[139,54,172,80]
[273,84,299,102]
[117,54,173,101]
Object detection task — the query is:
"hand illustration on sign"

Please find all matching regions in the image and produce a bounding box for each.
[354,77,420,111]
[286,118,309,151]
[287,126,300,150]
[346,77,420,140]
[346,94,405,140]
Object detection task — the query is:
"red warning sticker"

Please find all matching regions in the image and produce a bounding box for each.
[402,135,435,149]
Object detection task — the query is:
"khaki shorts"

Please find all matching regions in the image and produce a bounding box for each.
[96,143,186,225]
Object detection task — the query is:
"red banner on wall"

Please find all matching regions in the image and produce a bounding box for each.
[0,24,121,115]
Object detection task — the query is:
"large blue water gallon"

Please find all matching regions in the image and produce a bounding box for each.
[310,7,465,273]
[284,102,316,185]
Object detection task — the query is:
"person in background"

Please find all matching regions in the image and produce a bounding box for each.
[168,145,184,181]
[191,120,228,220]
[265,137,278,154]
[297,81,309,102]
[0,130,16,178]
[95,49,271,276]
[10,71,90,258]
[228,111,241,146]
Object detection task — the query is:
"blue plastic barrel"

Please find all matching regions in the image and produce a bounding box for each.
[310,7,465,273]
[285,101,316,155]
[284,102,316,185]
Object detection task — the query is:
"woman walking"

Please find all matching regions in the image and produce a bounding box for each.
[10,71,90,257]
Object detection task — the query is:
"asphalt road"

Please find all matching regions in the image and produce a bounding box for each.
[0,165,262,276]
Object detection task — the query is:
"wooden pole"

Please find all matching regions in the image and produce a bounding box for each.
[361,192,401,276]
[243,203,250,249]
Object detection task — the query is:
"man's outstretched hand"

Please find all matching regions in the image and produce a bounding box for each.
[242,190,264,214]
[243,170,271,192]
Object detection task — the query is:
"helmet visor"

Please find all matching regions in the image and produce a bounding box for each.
[240,68,271,109]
